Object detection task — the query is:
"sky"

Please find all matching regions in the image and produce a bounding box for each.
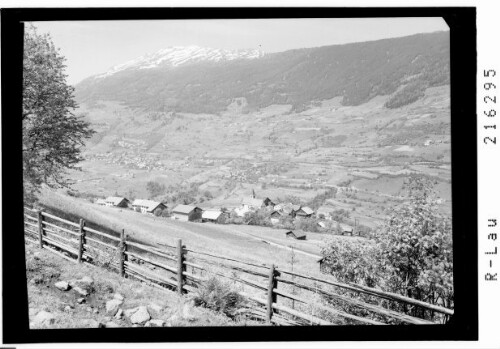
[33,18,449,85]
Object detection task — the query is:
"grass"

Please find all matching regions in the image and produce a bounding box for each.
[25,242,260,328]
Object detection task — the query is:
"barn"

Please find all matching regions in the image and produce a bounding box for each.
[172,205,203,222]
[295,206,314,219]
[105,197,130,208]
[285,231,306,240]
[201,210,226,224]
[96,198,107,206]
[131,199,167,215]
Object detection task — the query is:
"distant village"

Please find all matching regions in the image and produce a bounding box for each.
[94,193,355,240]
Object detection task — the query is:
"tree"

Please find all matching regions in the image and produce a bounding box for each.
[23,26,94,198]
[376,176,453,314]
[146,181,166,198]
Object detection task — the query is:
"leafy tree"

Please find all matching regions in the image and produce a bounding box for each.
[146,181,166,198]
[23,26,94,198]
[376,176,453,313]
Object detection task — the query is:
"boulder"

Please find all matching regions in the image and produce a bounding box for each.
[81,319,99,328]
[105,321,120,328]
[148,303,164,313]
[114,308,123,319]
[79,276,94,286]
[32,311,56,326]
[76,298,85,304]
[106,299,123,316]
[130,306,150,324]
[144,319,165,327]
[64,305,73,313]
[113,293,124,301]
[54,281,70,291]
[73,286,89,296]
[124,307,139,318]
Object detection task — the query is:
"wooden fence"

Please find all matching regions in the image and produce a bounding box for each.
[23,206,454,326]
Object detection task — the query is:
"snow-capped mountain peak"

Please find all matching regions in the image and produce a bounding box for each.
[96,46,265,79]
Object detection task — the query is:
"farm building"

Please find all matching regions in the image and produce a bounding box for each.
[274,203,300,218]
[201,210,227,224]
[131,199,167,215]
[270,210,284,225]
[105,197,130,208]
[235,197,275,217]
[285,231,306,240]
[96,198,107,206]
[333,221,354,235]
[316,206,333,220]
[172,205,203,222]
[295,206,315,219]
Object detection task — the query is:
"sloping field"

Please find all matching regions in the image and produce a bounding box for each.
[37,189,344,277]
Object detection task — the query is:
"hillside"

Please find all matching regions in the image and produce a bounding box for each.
[75,31,449,114]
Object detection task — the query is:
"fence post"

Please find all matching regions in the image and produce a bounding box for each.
[267,264,278,323]
[37,210,44,249]
[177,239,185,295]
[78,219,86,263]
[119,229,126,278]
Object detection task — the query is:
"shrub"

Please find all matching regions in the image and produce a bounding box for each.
[193,277,246,318]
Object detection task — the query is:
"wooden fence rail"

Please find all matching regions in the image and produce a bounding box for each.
[23,206,454,326]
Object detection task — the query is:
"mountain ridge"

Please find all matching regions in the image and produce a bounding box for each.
[75,31,449,114]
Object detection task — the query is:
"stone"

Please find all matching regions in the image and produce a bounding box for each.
[32,311,56,326]
[124,307,139,318]
[81,319,99,328]
[33,252,42,260]
[79,276,94,286]
[114,308,123,319]
[113,293,124,301]
[145,319,165,327]
[64,306,73,313]
[182,303,196,322]
[73,286,89,296]
[76,298,85,304]
[54,281,70,291]
[130,306,150,324]
[106,299,123,316]
[86,307,93,312]
[105,321,120,328]
[148,303,163,313]
[93,309,99,314]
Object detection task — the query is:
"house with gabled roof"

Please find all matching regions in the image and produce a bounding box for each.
[132,199,167,215]
[105,196,130,208]
[172,204,203,222]
[285,230,307,240]
[295,206,315,219]
[201,209,227,224]
[96,198,107,206]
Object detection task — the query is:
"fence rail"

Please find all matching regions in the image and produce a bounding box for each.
[23,206,454,326]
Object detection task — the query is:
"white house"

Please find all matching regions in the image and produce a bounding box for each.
[132,199,167,215]
[172,205,203,222]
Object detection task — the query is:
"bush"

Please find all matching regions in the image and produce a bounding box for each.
[193,277,246,318]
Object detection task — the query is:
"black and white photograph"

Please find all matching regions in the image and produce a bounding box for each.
[19,16,457,330]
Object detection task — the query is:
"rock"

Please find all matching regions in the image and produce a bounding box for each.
[86,307,93,312]
[106,299,123,316]
[113,293,124,301]
[130,306,150,324]
[93,309,99,314]
[98,323,105,328]
[79,276,94,286]
[81,319,99,328]
[76,298,85,304]
[132,324,140,327]
[73,286,89,296]
[105,321,120,328]
[55,281,70,291]
[32,311,56,326]
[145,319,165,327]
[148,303,164,313]
[64,306,73,313]
[33,252,42,260]
[114,308,123,319]
[124,307,139,318]
[182,303,196,321]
